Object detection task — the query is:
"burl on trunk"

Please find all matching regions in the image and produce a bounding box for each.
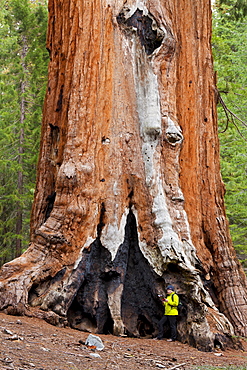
[0,0,247,351]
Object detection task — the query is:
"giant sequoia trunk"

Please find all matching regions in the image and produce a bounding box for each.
[0,0,247,351]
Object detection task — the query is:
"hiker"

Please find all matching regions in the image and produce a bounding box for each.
[154,285,179,341]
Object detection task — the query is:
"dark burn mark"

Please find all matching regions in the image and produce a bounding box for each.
[67,240,114,334]
[49,123,60,159]
[66,210,165,337]
[120,210,161,336]
[128,189,134,199]
[97,202,106,238]
[117,9,164,55]
[28,267,66,306]
[49,123,60,142]
[56,85,64,112]
[44,191,56,221]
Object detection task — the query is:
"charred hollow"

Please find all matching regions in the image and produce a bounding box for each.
[67,209,167,337]
[117,9,164,55]
[44,191,56,221]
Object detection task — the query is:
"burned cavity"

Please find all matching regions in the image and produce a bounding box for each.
[67,210,165,337]
[117,8,164,55]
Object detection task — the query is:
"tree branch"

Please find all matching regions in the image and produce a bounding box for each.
[217,89,247,138]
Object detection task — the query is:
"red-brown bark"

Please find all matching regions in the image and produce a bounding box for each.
[0,0,246,350]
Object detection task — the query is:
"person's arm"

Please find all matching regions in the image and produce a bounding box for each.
[158,294,167,306]
[161,298,166,306]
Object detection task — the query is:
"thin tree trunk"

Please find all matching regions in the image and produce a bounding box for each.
[15,125,24,258]
[15,35,28,257]
[0,0,247,351]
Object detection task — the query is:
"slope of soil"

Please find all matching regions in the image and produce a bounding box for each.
[0,312,246,370]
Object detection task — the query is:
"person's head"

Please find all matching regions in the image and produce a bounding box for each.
[166,285,175,293]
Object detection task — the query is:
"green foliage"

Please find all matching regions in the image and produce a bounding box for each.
[213,3,247,265]
[0,0,48,264]
[216,0,247,19]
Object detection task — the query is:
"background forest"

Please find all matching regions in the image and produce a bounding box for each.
[213,0,247,270]
[0,0,247,270]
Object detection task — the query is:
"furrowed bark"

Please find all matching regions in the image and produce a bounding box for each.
[0,0,247,351]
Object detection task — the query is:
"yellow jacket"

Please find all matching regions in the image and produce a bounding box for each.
[163,293,179,316]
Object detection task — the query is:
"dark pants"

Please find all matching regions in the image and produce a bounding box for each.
[157,315,177,340]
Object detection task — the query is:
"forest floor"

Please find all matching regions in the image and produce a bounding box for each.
[0,312,246,370]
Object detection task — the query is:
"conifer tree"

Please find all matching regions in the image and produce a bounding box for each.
[217,0,247,19]
[0,0,48,264]
[213,2,247,269]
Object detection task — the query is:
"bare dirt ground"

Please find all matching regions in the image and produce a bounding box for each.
[0,312,246,370]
